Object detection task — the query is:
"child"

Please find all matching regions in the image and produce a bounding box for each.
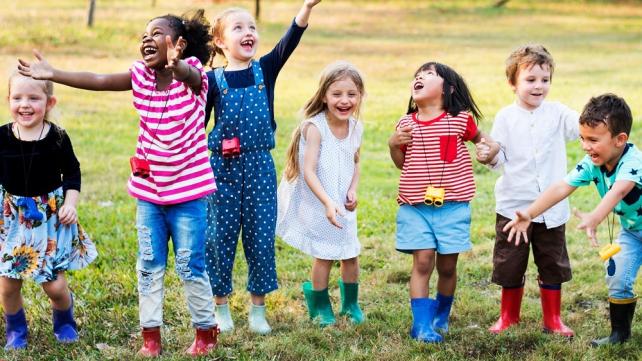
[0,71,97,350]
[388,62,499,342]
[204,0,321,334]
[487,44,579,336]
[504,93,641,346]
[277,61,365,327]
[19,10,219,357]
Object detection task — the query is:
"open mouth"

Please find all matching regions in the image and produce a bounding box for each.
[142,46,158,60]
[241,39,254,50]
[413,82,424,90]
[336,106,352,113]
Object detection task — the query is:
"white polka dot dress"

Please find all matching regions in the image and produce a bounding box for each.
[277,112,362,260]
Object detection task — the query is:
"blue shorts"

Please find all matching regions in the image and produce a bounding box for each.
[396,202,472,254]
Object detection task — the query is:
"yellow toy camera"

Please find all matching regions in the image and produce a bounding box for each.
[424,186,445,207]
[599,243,621,261]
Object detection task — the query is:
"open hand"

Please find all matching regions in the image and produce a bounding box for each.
[345,190,358,211]
[325,202,344,229]
[17,50,54,80]
[165,35,187,70]
[574,208,599,247]
[502,210,532,246]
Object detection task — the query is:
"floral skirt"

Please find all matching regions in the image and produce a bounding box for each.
[0,187,97,283]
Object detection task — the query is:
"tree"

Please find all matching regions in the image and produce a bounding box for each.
[87,0,96,27]
[255,0,260,20]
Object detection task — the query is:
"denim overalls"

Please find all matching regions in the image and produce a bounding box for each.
[205,61,278,296]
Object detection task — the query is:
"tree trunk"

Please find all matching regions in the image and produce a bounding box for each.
[494,0,509,7]
[255,0,260,21]
[87,0,96,27]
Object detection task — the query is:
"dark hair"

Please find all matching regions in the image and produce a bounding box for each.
[407,62,482,121]
[152,9,213,65]
[579,93,632,136]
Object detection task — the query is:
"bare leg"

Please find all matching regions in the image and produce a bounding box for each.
[409,249,436,299]
[0,277,23,314]
[436,253,459,297]
[312,258,334,290]
[41,273,72,310]
[339,257,359,283]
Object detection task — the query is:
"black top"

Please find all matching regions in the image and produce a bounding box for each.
[205,19,307,130]
[0,123,81,196]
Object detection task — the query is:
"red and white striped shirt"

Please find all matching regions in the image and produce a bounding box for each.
[128,57,216,205]
[396,111,478,205]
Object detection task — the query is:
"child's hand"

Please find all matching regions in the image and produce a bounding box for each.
[475,138,492,162]
[58,204,78,225]
[345,191,358,212]
[574,208,600,247]
[389,125,413,148]
[325,202,344,229]
[502,210,532,246]
[304,0,322,8]
[17,50,54,80]
[165,35,187,71]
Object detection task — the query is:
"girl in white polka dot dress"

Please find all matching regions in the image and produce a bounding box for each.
[277,61,365,326]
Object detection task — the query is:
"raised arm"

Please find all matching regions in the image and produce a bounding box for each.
[18,50,131,91]
[165,36,202,92]
[503,180,577,245]
[295,0,321,27]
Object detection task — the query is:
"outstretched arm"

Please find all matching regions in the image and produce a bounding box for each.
[575,180,636,246]
[503,180,576,245]
[295,0,321,27]
[18,50,131,91]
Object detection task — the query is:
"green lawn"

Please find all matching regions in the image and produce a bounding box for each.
[1,0,642,360]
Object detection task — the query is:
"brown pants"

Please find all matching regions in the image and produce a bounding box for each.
[492,214,572,287]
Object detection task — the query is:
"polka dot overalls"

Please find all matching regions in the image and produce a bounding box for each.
[205,61,278,296]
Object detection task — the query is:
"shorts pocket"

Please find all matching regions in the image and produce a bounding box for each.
[439,135,457,162]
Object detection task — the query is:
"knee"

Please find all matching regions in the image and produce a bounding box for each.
[0,281,21,300]
[174,248,199,281]
[413,255,435,275]
[437,264,457,279]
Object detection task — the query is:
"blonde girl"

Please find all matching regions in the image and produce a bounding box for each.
[0,72,96,350]
[277,61,365,327]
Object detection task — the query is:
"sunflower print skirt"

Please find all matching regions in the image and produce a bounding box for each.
[0,187,97,283]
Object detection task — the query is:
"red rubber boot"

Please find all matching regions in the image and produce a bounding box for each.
[540,285,574,337]
[137,327,161,357]
[489,286,524,334]
[186,326,219,356]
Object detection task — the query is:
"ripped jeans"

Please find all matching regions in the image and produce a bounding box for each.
[136,198,215,329]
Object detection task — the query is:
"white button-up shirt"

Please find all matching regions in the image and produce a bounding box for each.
[490,101,579,228]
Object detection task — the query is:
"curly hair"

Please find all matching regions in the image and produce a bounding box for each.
[152,9,213,65]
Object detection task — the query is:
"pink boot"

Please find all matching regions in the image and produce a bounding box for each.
[186,326,219,356]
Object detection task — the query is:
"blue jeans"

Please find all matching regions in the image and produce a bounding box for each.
[606,228,642,300]
[136,198,215,329]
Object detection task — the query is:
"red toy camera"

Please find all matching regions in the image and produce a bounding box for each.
[222,137,240,158]
[130,156,151,178]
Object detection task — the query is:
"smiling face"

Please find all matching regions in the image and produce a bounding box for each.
[579,122,628,171]
[8,76,55,130]
[214,11,259,64]
[323,77,361,124]
[140,18,176,69]
[410,66,444,107]
[511,63,551,111]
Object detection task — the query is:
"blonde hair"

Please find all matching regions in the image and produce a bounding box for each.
[505,44,555,85]
[211,7,254,62]
[8,69,55,122]
[283,61,365,182]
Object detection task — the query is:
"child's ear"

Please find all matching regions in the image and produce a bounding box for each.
[46,96,57,111]
[508,79,517,93]
[214,36,226,50]
[615,132,628,146]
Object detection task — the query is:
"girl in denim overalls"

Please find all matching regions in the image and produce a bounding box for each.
[204,1,320,334]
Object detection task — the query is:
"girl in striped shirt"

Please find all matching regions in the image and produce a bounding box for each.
[19,10,219,357]
[388,62,499,343]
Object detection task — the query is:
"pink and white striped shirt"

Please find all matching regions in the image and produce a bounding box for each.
[128,57,216,205]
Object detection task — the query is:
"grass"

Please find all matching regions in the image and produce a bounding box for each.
[1,0,642,360]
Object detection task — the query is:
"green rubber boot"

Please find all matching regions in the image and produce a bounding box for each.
[302,281,335,327]
[339,279,365,324]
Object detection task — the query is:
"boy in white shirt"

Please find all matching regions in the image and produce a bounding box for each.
[487,44,579,336]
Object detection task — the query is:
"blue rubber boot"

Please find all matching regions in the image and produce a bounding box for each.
[52,298,78,343]
[410,298,443,343]
[5,308,28,350]
[433,293,454,334]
